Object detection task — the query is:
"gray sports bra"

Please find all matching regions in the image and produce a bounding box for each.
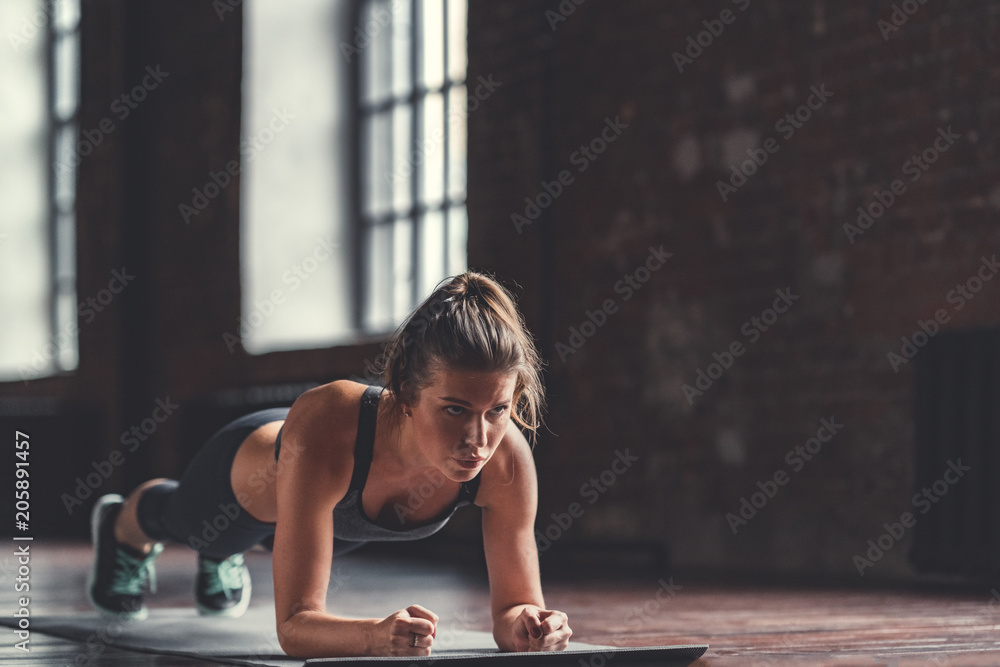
[274,385,481,543]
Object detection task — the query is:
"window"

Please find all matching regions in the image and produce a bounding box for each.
[240,0,468,354]
[0,0,80,381]
[240,0,355,354]
[358,0,468,331]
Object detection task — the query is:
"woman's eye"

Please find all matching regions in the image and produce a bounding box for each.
[445,406,464,415]
[491,405,508,415]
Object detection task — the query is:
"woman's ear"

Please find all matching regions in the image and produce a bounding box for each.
[396,381,413,418]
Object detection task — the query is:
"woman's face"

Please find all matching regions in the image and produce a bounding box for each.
[404,366,517,481]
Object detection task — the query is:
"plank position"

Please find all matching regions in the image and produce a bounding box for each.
[86,272,572,658]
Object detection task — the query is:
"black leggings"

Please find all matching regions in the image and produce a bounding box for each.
[136,408,288,560]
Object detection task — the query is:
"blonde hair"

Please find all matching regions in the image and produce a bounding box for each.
[374,272,545,445]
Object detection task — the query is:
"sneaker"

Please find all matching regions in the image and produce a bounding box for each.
[87,494,163,620]
[195,553,251,617]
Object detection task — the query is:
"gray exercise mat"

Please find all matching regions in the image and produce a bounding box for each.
[305,644,709,665]
[2,607,297,667]
[2,607,707,666]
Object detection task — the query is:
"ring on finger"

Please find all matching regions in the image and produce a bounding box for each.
[411,632,419,648]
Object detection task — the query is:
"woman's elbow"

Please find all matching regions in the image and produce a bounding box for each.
[276,615,307,658]
[276,630,298,658]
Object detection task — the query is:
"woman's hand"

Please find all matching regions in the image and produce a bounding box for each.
[510,606,572,652]
[371,604,438,656]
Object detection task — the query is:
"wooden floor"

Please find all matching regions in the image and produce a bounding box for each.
[2,541,999,665]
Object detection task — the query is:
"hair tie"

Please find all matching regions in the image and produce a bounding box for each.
[466,279,484,300]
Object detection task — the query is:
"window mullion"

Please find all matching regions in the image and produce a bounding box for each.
[441,0,452,275]
[384,1,396,327]
[410,0,420,307]
[352,1,365,332]
[46,1,59,370]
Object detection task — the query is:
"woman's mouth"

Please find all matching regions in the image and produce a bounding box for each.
[454,457,485,470]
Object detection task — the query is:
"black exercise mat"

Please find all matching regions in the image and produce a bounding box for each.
[1,607,706,666]
[305,644,708,665]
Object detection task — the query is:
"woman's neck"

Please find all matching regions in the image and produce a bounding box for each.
[371,399,436,482]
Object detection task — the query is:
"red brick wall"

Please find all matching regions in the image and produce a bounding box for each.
[469,0,1000,580]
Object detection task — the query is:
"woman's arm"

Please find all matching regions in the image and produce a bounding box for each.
[272,382,437,658]
[479,425,572,652]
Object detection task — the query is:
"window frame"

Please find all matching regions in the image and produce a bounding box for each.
[46,0,81,376]
[353,0,468,333]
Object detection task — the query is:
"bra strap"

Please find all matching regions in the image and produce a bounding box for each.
[348,385,383,491]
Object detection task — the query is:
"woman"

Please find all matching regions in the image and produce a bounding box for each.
[87,271,573,658]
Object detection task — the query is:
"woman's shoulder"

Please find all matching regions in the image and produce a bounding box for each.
[280,380,372,463]
[289,379,369,421]
[476,421,537,508]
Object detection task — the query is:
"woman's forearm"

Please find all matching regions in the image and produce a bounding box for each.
[277,610,377,658]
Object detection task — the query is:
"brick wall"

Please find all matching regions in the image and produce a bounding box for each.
[469,0,1000,580]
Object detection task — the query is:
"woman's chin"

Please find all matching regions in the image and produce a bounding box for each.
[448,457,485,478]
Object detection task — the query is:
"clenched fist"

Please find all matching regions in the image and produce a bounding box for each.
[372,604,438,656]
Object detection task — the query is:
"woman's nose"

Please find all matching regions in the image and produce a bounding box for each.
[465,416,488,449]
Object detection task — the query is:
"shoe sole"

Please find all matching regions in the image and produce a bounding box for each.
[86,494,149,621]
[196,566,252,618]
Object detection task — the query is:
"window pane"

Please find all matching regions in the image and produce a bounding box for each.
[365,222,393,330]
[363,110,392,217]
[55,213,75,282]
[53,32,79,120]
[54,124,76,211]
[447,204,467,276]
[420,0,444,90]
[392,218,413,320]
[391,0,412,99]
[418,209,445,296]
[242,0,355,353]
[392,103,412,214]
[0,0,60,380]
[447,84,466,201]
[53,0,81,31]
[419,92,445,206]
[361,0,392,104]
[55,290,78,370]
[446,0,466,82]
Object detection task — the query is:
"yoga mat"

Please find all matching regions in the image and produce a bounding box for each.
[305,645,709,666]
[2,607,297,667]
[1,607,706,666]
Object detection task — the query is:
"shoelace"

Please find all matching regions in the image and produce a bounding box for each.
[110,543,163,596]
[200,554,245,600]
